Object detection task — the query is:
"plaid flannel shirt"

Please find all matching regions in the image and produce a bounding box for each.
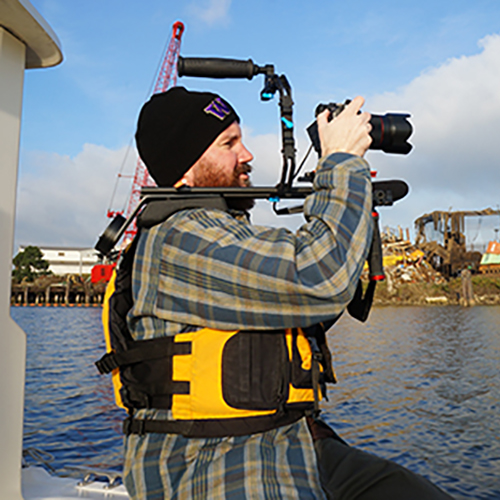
[123,152,373,499]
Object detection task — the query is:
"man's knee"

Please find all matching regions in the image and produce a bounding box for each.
[313,436,453,500]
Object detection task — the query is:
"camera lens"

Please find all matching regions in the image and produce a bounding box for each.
[369,114,413,155]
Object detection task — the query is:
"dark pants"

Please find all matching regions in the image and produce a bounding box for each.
[307,418,454,500]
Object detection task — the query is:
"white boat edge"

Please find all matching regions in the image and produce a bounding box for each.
[22,466,129,499]
[1,1,130,498]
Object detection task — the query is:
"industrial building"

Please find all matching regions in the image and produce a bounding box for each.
[17,245,100,276]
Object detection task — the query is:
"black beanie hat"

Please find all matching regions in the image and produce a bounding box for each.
[135,86,239,187]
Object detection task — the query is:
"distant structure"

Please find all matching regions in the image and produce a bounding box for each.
[479,241,500,274]
[11,246,110,306]
[414,207,500,277]
[18,245,99,276]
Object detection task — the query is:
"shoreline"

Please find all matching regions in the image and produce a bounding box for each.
[373,294,500,306]
[369,275,500,307]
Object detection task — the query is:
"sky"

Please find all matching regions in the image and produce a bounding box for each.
[13,0,500,251]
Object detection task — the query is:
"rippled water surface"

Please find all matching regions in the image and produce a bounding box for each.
[13,305,500,499]
[13,307,125,474]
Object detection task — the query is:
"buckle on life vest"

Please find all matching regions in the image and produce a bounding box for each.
[123,416,145,436]
[95,352,119,374]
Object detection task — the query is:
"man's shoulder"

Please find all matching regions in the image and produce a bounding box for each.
[137,206,258,252]
[141,206,246,238]
[168,206,238,226]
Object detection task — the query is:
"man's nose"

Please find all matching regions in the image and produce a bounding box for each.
[238,143,253,164]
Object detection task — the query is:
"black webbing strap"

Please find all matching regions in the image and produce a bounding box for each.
[308,336,322,419]
[122,409,306,438]
[123,417,194,436]
[95,338,191,375]
[347,279,377,323]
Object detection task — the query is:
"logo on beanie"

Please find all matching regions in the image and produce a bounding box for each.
[204,97,232,120]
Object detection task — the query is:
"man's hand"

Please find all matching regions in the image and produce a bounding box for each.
[317,96,372,158]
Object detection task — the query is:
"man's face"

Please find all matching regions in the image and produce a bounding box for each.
[183,121,254,189]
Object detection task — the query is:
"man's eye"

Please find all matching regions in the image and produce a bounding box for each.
[220,137,238,148]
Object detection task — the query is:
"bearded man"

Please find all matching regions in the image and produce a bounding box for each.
[106,87,453,500]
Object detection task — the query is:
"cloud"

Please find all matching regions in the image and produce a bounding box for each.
[15,144,135,248]
[187,0,232,27]
[13,129,294,249]
[366,33,500,241]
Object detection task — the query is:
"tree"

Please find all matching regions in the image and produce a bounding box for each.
[12,246,51,283]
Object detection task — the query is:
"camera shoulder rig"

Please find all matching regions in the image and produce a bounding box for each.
[96,56,412,323]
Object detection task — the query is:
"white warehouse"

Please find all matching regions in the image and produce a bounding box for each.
[18,245,100,276]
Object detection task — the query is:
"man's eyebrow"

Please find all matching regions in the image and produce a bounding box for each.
[221,132,240,142]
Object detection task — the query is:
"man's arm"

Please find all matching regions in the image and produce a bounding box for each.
[134,166,371,330]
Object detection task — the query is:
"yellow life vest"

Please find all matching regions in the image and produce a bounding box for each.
[96,222,335,437]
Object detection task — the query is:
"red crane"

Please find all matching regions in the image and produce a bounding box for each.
[107,21,185,243]
[94,21,184,284]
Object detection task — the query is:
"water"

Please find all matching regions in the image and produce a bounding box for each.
[12,305,500,499]
[322,307,500,499]
[13,307,125,474]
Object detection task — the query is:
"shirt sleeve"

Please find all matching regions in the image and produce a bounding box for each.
[133,152,373,331]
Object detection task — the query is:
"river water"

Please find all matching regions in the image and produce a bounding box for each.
[13,305,500,499]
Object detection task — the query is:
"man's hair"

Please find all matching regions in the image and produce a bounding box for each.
[135,86,239,187]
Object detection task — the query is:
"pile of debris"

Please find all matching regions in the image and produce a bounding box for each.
[362,227,447,286]
[413,207,500,277]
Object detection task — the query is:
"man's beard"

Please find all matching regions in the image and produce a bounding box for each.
[191,161,255,211]
[227,163,255,211]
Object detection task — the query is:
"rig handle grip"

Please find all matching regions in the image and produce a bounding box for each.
[178,57,258,80]
[368,211,385,281]
[346,211,384,323]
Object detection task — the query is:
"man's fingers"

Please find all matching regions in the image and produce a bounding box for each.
[317,98,366,124]
[316,96,372,157]
[317,109,330,126]
[343,96,365,116]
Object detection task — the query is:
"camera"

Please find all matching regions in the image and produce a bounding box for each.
[307,102,413,156]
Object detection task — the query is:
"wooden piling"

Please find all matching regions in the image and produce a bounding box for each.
[460,268,475,306]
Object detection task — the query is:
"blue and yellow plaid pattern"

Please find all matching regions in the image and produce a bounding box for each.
[124,419,325,499]
[123,152,373,499]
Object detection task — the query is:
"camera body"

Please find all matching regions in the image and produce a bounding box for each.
[307,101,413,156]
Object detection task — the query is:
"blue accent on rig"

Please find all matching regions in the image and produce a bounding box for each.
[269,196,281,203]
[261,93,274,100]
[281,117,294,129]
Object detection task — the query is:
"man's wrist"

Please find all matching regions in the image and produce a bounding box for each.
[317,152,365,172]
[314,152,370,187]
[319,152,355,167]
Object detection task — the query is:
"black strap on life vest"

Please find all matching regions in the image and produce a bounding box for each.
[122,408,307,438]
[96,336,191,374]
[97,235,194,411]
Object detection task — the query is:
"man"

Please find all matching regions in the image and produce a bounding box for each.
[114,87,452,499]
